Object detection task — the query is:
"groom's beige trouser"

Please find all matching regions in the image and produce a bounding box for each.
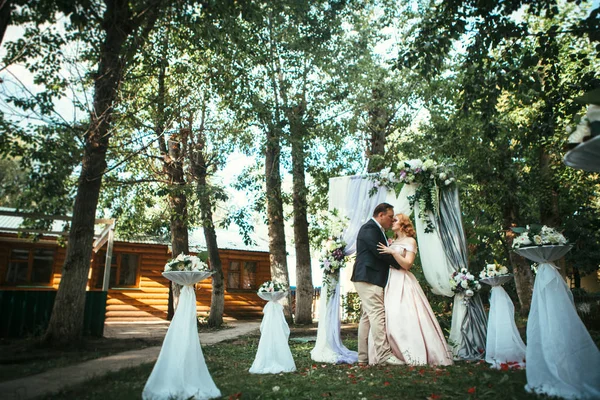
[354,281,392,364]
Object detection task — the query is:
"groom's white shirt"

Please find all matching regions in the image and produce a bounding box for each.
[371,217,388,244]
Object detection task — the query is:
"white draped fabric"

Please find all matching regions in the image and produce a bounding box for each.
[249,292,296,374]
[411,201,454,297]
[516,246,600,399]
[482,276,526,369]
[328,175,410,255]
[329,175,474,359]
[310,279,358,364]
[329,176,453,296]
[143,271,220,400]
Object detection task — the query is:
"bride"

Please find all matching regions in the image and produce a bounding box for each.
[368,213,453,366]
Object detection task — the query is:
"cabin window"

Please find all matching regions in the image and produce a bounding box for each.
[227,261,257,290]
[4,247,55,285]
[94,251,140,289]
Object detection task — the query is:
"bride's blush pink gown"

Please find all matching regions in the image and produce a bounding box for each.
[368,242,453,366]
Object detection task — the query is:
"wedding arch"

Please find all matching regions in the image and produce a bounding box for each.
[326,162,487,361]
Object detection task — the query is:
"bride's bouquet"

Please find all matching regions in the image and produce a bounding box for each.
[258,280,286,293]
[164,253,210,272]
[450,268,481,301]
[479,262,510,279]
[511,225,568,249]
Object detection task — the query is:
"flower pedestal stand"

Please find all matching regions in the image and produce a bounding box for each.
[480,274,526,369]
[142,271,220,400]
[515,245,600,399]
[249,291,296,374]
[310,271,358,364]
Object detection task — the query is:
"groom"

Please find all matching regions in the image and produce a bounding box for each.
[351,202,403,366]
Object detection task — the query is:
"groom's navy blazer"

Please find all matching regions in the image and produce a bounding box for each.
[351,219,401,288]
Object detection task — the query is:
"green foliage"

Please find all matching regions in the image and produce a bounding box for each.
[341,291,362,323]
[392,0,600,280]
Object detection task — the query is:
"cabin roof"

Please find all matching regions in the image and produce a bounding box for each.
[0,207,269,253]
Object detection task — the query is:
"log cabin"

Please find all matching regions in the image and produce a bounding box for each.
[0,208,271,336]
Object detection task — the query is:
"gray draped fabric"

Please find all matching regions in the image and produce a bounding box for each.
[456,294,488,360]
[438,187,487,360]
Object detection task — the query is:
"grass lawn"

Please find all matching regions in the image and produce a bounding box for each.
[37,330,552,400]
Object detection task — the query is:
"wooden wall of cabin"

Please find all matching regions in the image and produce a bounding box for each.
[0,234,271,322]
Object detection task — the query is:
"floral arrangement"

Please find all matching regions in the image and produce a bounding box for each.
[313,210,350,300]
[566,102,600,148]
[164,253,210,272]
[511,225,568,249]
[320,236,349,300]
[258,280,286,293]
[449,268,481,300]
[479,262,510,279]
[373,159,455,233]
[319,237,347,275]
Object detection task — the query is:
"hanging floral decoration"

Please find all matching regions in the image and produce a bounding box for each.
[371,159,455,233]
[314,210,350,300]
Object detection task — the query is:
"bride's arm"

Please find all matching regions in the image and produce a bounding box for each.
[377,241,416,271]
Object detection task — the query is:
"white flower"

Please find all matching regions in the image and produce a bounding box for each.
[533,235,543,245]
[176,253,186,261]
[568,119,591,144]
[407,159,423,170]
[460,280,469,289]
[479,271,486,279]
[272,386,280,392]
[439,172,447,180]
[444,179,451,186]
[499,266,509,275]
[465,289,474,297]
[587,104,600,123]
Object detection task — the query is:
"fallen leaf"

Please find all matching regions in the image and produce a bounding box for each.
[468,387,476,394]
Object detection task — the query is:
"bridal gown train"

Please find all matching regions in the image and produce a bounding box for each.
[369,242,453,366]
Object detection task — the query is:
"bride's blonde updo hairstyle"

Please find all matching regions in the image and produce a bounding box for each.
[395,213,416,238]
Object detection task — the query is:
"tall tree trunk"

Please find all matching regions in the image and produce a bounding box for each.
[500,149,534,315]
[0,0,12,46]
[265,125,293,322]
[166,134,189,317]
[366,87,388,173]
[153,42,189,320]
[539,148,560,227]
[44,0,135,345]
[288,108,313,324]
[188,125,225,328]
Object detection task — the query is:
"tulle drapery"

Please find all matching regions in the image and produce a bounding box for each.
[249,292,296,374]
[328,175,487,361]
[310,273,358,364]
[481,276,526,369]
[143,272,220,400]
[437,187,487,360]
[516,246,600,399]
